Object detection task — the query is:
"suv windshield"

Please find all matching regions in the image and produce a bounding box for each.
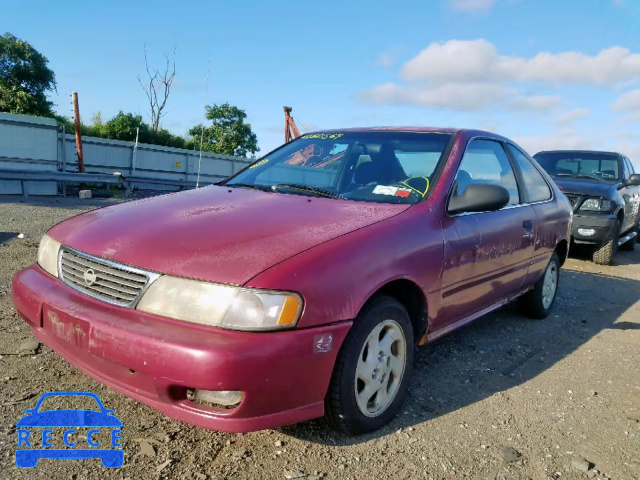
[535,152,620,181]
[225,131,453,204]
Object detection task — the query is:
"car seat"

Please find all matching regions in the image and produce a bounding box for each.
[454,169,473,195]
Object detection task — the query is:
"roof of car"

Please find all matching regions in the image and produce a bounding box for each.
[307,127,514,143]
[535,149,623,156]
[314,126,462,134]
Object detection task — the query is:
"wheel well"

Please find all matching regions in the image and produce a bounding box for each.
[370,279,427,343]
[555,239,568,266]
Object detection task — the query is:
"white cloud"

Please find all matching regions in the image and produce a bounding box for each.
[514,129,596,155]
[361,39,640,112]
[375,45,404,68]
[509,95,562,111]
[554,108,591,126]
[400,39,640,85]
[358,82,512,111]
[612,89,640,111]
[450,0,496,12]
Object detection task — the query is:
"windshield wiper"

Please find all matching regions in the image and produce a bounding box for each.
[556,173,602,181]
[271,184,343,199]
[226,183,271,191]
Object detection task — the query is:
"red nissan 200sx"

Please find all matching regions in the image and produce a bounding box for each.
[13,128,572,435]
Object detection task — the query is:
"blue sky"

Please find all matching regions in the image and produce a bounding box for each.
[3,0,640,165]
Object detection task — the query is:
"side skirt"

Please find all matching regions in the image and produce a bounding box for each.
[419,287,531,346]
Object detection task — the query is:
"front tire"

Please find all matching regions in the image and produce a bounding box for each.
[592,220,620,264]
[519,252,560,319]
[325,296,414,435]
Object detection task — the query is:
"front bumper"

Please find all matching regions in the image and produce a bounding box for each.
[570,214,618,245]
[12,266,351,433]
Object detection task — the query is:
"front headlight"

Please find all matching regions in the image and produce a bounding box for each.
[38,234,61,277]
[580,198,612,212]
[136,275,303,331]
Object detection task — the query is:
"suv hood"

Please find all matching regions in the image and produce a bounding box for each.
[48,186,409,285]
[552,177,615,197]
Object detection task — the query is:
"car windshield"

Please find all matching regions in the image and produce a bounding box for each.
[535,152,619,181]
[225,131,453,204]
[37,395,101,412]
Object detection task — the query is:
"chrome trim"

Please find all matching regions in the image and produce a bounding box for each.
[57,246,160,308]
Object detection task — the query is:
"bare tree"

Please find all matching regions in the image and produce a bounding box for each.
[137,45,176,133]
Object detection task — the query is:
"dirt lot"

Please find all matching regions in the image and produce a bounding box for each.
[0,194,638,480]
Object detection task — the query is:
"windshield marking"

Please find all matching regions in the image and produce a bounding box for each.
[249,159,268,169]
[300,133,344,140]
[400,177,430,197]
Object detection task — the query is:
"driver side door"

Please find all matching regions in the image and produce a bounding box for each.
[438,139,535,324]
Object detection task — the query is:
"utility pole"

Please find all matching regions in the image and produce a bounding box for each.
[72,92,85,173]
[284,106,300,143]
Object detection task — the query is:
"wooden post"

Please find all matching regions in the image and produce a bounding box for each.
[72,92,85,173]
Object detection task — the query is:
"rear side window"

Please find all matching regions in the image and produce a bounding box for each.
[454,139,520,205]
[506,144,552,203]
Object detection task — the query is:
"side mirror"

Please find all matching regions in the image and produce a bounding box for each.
[628,173,640,186]
[618,173,640,189]
[448,183,510,214]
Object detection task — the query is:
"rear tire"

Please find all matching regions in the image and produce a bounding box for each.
[519,252,560,319]
[592,220,620,265]
[325,296,413,435]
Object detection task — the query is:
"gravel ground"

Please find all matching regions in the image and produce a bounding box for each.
[0,194,639,480]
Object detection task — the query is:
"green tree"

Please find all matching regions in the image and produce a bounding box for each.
[189,103,259,157]
[0,32,56,116]
[103,111,149,141]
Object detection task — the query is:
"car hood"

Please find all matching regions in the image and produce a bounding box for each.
[49,186,410,285]
[16,410,123,427]
[552,177,616,197]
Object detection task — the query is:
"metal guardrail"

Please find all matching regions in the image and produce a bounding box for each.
[0,169,227,197]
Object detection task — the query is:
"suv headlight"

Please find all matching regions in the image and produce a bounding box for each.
[38,234,61,277]
[136,275,303,331]
[580,198,612,212]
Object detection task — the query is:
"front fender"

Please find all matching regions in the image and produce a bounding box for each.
[245,204,444,328]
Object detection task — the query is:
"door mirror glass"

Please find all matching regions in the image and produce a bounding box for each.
[448,183,510,214]
[627,173,640,186]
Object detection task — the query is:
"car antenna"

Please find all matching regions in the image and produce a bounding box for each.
[196,56,212,189]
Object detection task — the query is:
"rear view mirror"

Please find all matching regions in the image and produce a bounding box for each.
[448,183,510,214]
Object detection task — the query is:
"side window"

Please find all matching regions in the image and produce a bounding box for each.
[624,157,635,177]
[621,158,630,180]
[506,144,552,203]
[453,139,520,205]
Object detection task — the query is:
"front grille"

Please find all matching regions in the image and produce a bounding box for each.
[59,247,156,307]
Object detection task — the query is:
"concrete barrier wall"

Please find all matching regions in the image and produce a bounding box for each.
[0,112,253,195]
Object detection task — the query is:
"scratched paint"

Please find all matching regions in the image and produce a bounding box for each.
[47,310,86,346]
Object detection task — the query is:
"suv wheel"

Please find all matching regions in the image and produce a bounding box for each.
[519,252,560,319]
[592,220,620,265]
[325,296,413,435]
